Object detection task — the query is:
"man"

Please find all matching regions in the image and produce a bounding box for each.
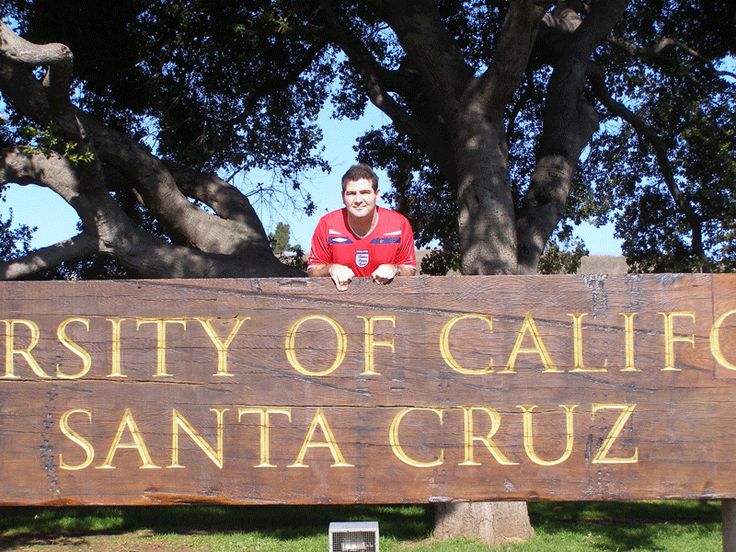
[307,163,416,291]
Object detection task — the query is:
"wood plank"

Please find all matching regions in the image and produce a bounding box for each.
[0,274,734,505]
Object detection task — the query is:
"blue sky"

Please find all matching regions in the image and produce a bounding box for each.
[1,103,623,256]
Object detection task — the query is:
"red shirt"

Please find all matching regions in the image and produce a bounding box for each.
[307,207,416,277]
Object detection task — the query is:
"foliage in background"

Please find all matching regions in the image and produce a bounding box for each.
[6,0,329,183]
[0,1,734,279]
[351,2,735,273]
[0,122,35,262]
[0,0,328,279]
[268,222,307,270]
[537,239,589,275]
[0,191,34,262]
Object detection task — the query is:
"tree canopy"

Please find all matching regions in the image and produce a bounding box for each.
[0,0,734,279]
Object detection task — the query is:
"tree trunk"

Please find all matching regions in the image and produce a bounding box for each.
[452,117,518,275]
[434,502,534,545]
[431,118,533,546]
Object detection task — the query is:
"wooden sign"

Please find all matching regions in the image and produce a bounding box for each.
[0,274,734,505]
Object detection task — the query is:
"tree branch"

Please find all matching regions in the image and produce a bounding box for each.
[165,163,266,227]
[0,235,97,280]
[587,63,706,266]
[607,35,736,82]
[668,38,736,79]
[0,22,306,279]
[364,0,473,103]
[211,41,328,127]
[1,147,97,227]
[567,0,629,57]
[505,69,536,146]
[78,114,273,257]
[475,0,552,116]
[0,23,74,125]
[0,21,73,103]
[1,23,273,258]
[0,149,299,280]
[317,0,452,172]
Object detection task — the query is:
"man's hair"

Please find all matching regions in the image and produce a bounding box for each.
[341,163,379,192]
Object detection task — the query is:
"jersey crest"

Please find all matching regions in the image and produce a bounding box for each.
[355,249,369,268]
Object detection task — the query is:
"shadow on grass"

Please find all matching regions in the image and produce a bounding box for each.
[0,503,432,549]
[0,501,723,550]
[527,500,722,551]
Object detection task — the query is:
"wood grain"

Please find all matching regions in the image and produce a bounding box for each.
[0,275,734,505]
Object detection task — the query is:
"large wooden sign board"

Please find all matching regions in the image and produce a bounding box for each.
[0,275,734,506]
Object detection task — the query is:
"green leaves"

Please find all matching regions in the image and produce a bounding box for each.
[19,125,94,164]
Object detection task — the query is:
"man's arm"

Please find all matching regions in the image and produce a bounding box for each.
[371,216,417,283]
[308,263,355,291]
[371,263,416,284]
[306,264,331,277]
[397,264,417,276]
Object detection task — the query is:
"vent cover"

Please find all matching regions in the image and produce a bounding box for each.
[328,521,379,552]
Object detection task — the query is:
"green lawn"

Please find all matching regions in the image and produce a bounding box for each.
[0,500,724,551]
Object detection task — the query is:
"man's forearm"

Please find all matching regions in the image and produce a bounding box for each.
[309,263,416,278]
[306,264,332,277]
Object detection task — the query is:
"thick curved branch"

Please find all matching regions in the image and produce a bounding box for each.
[533,0,629,71]
[1,147,98,226]
[320,0,441,151]
[567,0,629,58]
[364,0,473,103]
[1,23,272,258]
[475,0,552,116]
[0,28,72,126]
[0,23,304,280]
[165,163,266,226]
[0,23,69,67]
[317,0,452,173]
[318,2,410,118]
[542,2,586,33]
[588,63,706,265]
[608,35,736,82]
[79,114,272,257]
[0,22,73,109]
[0,149,300,280]
[0,235,96,280]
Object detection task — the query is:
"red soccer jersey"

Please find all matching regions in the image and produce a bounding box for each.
[307,207,416,277]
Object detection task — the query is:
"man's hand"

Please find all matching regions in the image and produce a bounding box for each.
[371,264,399,285]
[329,264,355,291]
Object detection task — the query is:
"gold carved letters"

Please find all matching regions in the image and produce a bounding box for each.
[1,308,734,378]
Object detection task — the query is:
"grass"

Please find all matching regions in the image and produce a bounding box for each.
[0,500,724,551]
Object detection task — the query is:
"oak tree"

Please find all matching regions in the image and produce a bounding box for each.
[1,1,733,280]
[2,1,733,545]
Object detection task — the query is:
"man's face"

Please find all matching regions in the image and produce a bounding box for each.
[342,178,379,220]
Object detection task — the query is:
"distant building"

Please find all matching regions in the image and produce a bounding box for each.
[577,255,628,275]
